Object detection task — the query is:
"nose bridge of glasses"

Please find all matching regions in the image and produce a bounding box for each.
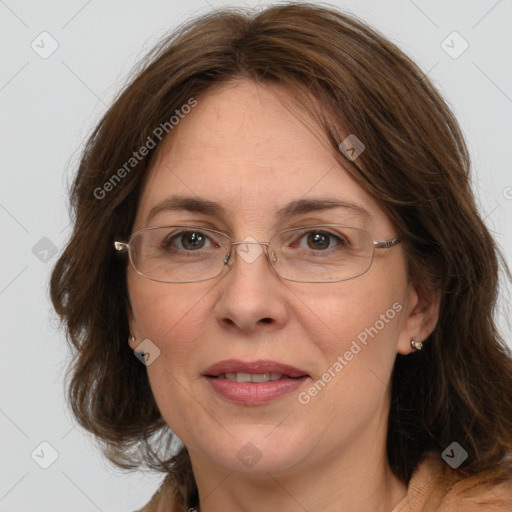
[230,240,270,248]
[225,240,275,267]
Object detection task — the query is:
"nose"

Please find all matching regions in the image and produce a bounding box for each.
[213,240,289,334]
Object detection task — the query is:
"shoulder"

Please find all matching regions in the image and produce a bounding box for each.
[134,474,176,512]
[393,452,512,512]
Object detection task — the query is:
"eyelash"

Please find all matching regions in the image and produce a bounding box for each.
[160,228,350,252]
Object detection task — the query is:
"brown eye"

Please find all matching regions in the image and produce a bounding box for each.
[162,230,210,251]
[301,230,348,251]
[306,231,331,250]
[180,231,206,250]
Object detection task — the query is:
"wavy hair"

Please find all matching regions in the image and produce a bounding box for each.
[50,3,512,510]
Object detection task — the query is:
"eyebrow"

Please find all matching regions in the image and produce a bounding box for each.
[275,198,370,220]
[146,195,370,224]
[146,196,225,223]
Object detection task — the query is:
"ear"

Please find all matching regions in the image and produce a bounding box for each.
[127,309,142,351]
[396,284,440,355]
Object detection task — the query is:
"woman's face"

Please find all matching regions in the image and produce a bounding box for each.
[128,80,435,477]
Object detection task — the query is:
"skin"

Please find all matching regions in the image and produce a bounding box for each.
[127,80,439,512]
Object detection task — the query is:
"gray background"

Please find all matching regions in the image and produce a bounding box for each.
[1,0,511,510]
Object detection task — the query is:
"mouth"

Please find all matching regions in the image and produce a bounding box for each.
[202,359,310,405]
[203,359,309,380]
[213,372,292,383]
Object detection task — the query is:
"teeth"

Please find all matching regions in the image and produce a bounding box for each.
[251,373,271,383]
[222,372,283,383]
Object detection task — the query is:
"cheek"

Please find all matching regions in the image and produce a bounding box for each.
[128,277,218,441]
[293,279,404,354]
[292,284,405,421]
[289,273,408,407]
[128,274,216,364]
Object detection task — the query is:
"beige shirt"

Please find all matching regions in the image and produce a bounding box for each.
[138,453,512,511]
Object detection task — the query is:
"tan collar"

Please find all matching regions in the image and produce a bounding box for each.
[139,453,512,512]
[392,453,512,512]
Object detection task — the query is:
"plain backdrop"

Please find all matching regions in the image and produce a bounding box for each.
[1,1,511,510]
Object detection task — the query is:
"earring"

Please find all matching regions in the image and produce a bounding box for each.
[130,335,136,346]
[411,337,423,351]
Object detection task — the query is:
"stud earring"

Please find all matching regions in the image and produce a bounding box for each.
[411,337,423,351]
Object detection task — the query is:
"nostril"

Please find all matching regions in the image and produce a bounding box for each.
[259,318,272,324]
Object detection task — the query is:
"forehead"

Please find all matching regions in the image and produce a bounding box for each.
[133,80,387,232]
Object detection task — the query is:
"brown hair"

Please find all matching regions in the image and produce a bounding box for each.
[50,3,512,510]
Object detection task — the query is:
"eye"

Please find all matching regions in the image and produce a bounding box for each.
[297,230,348,251]
[162,230,213,251]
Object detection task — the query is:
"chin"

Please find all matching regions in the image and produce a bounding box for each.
[190,425,311,476]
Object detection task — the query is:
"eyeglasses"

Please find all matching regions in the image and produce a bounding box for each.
[114,224,402,284]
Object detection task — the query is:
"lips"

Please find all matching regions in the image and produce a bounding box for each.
[202,359,310,405]
[202,359,309,379]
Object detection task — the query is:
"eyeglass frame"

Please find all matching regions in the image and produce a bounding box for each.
[114,224,403,284]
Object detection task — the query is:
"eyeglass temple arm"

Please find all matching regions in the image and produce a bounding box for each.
[373,236,402,249]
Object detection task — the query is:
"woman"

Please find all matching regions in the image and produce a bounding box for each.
[50,3,512,511]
